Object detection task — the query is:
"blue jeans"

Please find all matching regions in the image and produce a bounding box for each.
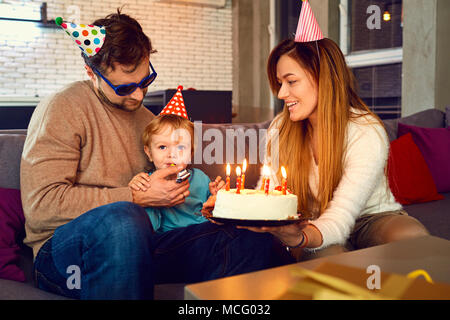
[33,201,292,299]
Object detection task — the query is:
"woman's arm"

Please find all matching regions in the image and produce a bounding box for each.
[250,121,389,252]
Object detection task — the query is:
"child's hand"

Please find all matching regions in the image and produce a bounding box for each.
[201,194,216,217]
[128,172,151,192]
[209,176,225,195]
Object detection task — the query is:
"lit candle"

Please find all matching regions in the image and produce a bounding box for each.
[241,159,247,190]
[236,166,241,194]
[225,163,231,191]
[263,165,270,195]
[281,166,287,195]
[260,165,267,191]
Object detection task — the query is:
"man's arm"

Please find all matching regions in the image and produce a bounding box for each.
[20,93,133,230]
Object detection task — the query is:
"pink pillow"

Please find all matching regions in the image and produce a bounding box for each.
[398,123,450,193]
[0,188,26,282]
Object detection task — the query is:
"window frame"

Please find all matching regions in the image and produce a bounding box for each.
[339,0,403,68]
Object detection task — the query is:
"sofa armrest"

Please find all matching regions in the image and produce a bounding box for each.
[0,132,27,189]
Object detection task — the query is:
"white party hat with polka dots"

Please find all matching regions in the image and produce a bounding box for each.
[159,86,189,119]
[55,17,106,57]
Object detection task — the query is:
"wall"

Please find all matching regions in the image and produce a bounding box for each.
[434,0,450,112]
[232,0,273,123]
[310,0,339,44]
[0,0,232,98]
[402,0,450,115]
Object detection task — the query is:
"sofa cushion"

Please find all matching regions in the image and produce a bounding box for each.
[405,192,450,240]
[0,188,26,282]
[398,123,450,193]
[0,279,69,300]
[446,106,450,128]
[387,133,444,205]
[0,133,26,190]
[383,109,445,142]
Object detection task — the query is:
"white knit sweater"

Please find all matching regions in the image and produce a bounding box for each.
[258,111,402,250]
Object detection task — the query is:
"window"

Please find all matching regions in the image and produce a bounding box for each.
[340,0,403,119]
[0,1,41,22]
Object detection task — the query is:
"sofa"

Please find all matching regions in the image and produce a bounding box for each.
[0,108,449,300]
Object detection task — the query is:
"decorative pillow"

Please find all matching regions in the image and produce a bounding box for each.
[387,133,444,205]
[398,123,450,193]
[0,188,26,282]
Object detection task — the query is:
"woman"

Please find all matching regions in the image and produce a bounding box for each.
[203,38,428,261]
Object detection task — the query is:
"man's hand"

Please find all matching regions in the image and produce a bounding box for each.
[131,166,190,207]
[208,176,225,196]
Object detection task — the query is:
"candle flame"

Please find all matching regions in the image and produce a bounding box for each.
[263,164,270,176]
[226,163,231,176]
[281,166,287,179]
[236,166,241,176]
[242,159,247,172]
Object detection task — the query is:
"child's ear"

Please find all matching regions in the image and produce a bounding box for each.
[144,145,152,162]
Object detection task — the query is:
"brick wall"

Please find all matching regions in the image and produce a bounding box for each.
[0,0,232,97]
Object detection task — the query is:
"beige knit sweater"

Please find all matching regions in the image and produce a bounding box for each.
[20,81,154,258]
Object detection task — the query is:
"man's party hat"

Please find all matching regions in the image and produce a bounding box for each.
[159,86,189,119]
[55,17,106,57]
[294,0,324,43]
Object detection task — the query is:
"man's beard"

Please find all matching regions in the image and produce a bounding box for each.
[96,80,143,112]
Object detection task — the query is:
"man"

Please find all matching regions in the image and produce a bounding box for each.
[21,10,288,299]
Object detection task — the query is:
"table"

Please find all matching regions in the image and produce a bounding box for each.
[184,236,450,300]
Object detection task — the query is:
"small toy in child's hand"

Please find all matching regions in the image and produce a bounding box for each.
[176,169,190,183]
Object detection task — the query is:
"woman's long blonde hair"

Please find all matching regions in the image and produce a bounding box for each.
[267,38,384,217]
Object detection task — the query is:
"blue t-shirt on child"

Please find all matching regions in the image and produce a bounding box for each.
[145,168,210,233]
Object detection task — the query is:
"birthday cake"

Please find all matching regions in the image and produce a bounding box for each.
[212,189,298,220]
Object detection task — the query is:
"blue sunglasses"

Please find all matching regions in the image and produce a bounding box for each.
[93,61,157,96]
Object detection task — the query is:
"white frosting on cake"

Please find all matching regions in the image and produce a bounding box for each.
[213,189,298,220]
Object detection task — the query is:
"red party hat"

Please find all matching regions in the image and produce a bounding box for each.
[159,86,188,119]
[294,0,324,43]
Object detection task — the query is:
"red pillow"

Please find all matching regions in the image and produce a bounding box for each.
[398,123,450,193]
[387,133,444,205]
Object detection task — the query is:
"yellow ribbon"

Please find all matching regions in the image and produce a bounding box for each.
[407,269,434,284]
